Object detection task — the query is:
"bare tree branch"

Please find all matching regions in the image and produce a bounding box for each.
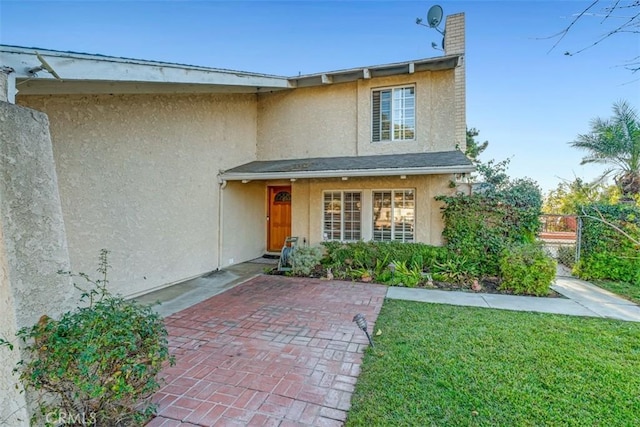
[547,1,640,72]
[547,0,601,53]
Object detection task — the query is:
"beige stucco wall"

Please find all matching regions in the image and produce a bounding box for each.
[257,69,456,160]
[290,174,455,247]
[257,84,358,159]
[18,93,258,297]
[220,180,266,266]
[0,102,77,426]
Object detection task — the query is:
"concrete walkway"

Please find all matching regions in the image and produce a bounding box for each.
[138,258,640,324]
[387,270,640,322]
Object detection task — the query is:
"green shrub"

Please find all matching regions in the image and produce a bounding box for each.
[2,250,173,426]
[499,244,557,296]
[437,191,543,277]
[432,253,479,285]
[321,241,449,281]
[391,261,424,288]
[291,245,324,276]
[576,251,640,285]
[574,203,640,285]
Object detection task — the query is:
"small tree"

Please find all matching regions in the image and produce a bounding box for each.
[570,100,640,199]
[465,127,489,162]
[543,178,609,214]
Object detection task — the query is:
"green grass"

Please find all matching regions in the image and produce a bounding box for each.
[346,301,640,427]
[593,280,640,305]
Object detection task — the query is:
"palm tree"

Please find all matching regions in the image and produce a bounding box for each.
[571,100,640,199]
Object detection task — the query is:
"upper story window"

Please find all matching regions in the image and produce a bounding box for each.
[372,86,415,142]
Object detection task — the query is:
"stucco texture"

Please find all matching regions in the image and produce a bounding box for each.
[257,69,457,160]
[0,101,76,425]
[220,180,266,266]
[19,94,258,297]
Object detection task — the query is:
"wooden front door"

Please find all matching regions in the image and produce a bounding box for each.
[267,186,292,252]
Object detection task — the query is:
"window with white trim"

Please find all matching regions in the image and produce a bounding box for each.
[323,191,362,241]
[372,190,415,242]
[372,86,415,142]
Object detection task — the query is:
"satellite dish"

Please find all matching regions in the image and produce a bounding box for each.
[427,5,443,28]
[27,52,62,79]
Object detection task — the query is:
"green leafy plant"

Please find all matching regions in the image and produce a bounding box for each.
[2,250,174,426]
[391,261,423,288]
[499,244,557,296]
[373,254,390,278]
[432,254,479,285]
[291,245,324,276]
[437,158,543,277]
[348,266,374,282]
[575,203,640,285]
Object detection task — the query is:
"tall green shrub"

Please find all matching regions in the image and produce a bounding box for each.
[437,189,543,276]
[576,203,640,284]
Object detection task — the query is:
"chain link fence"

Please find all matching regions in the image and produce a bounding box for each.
[539,215,580,269]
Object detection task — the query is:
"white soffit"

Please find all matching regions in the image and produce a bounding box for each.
[0,45,293,95]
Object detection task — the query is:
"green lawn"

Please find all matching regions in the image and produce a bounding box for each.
[346,301,640,426]
[593,280,640,305]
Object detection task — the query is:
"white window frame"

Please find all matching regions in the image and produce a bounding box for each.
[372,189,415,242]
[322,191,362,242]
[371,85,416,143]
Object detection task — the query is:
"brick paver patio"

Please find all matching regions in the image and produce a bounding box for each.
[147,275,386,426]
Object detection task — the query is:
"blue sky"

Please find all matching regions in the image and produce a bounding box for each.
[1,0,638,193]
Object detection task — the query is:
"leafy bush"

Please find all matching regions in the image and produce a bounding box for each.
[437,159,543,277]
[437,190,543,276]
[291,245,324,276]
[499,244,557,296]
[391,261,424,288]
[576,251,640,285]
[574,203,640,285]
[321,241,451,282]
[3,250,173,426]
[432,253,479,285]
[321,241,448,275]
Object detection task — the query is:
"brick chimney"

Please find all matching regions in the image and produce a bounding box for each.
[443,13,466,153]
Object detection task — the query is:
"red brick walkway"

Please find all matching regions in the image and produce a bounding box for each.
[147,275,386,426]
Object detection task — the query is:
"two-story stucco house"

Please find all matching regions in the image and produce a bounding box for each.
[0,13,471,299]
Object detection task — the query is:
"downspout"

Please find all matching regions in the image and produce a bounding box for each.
[217,174,227,270]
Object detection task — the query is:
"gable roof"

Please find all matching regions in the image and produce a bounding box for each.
[0,45,460,95]
[219,151,474,181]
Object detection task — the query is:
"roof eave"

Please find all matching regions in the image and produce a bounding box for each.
[220,164,475,181]
[1,45,293,94]
[290,55,460,88]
